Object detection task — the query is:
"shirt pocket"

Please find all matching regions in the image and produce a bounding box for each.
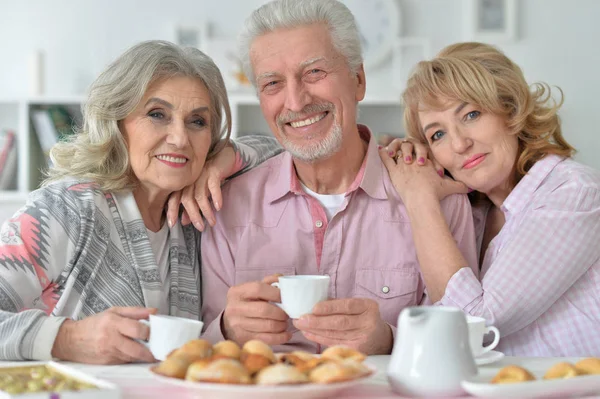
[234,267,296,285]
[354,269,420,326]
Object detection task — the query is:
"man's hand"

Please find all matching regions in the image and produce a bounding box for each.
[292,298,393,355]
[51,306,157,364]
[222,274,292,346]
[166,145,237,231]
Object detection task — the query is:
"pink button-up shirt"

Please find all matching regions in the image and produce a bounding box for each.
[440,155,600,356]
[201,126,478,352]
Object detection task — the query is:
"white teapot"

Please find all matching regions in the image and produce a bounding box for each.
[387,306,477,397]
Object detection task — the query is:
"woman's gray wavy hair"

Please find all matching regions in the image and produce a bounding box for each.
[238,0,363,85]
[45,40,231,192]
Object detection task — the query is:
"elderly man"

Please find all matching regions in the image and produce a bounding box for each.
[200,0,478,354]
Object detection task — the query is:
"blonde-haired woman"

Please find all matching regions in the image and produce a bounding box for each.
[0,40,281,364]
[381,42,600,357]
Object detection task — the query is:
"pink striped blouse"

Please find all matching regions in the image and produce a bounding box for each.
[440,155,600,356]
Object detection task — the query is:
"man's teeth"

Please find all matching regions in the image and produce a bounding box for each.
[156,155,187,164]
[290,113,326,128]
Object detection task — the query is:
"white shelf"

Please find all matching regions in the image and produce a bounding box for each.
[0,94,405,213]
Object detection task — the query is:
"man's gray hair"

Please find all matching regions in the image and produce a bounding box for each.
[45,40,231,192]
[239,0,363,85]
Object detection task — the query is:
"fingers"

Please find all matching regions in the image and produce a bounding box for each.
[433,159,445,177]
[293,314,361,332]
[109,306,157,319]
[385,138,401,155]
[262,273,284,284]
[116,317,151,341]
[311,298,370,316]
[443,178,470,195]
[195,181,215,228]
[300,330,361,349]
[230,281,282,303]
[413,145,430,166]
[246,332,293,346]
[181,185,204,231]
[181,209,191,226]
[379,147,398,170]
[116,338,156,363]
[235,316,289,334]
[227,300,288,321]
[399,141,415,163]
[207,173,223,212]
[166,191,181,228]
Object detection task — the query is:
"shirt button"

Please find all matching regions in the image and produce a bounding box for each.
[315,220,323,228]
[382,286,390,294]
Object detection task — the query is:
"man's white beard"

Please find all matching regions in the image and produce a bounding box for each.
[280,122,343,163]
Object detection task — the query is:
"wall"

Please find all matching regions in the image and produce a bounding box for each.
[1,0,599,170]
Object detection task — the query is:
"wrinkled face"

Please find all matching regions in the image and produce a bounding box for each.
[121,76,212,195]
[419,100,519,194]
[250,23,366,163]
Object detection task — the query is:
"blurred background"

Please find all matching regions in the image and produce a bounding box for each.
[0,0,599,220]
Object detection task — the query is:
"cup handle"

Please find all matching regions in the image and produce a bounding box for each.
[481,325,500,355]
[270,282,285,311]
[136,319,151,348]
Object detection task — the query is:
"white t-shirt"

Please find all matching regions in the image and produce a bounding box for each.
[146,222,170,315]
[300,182,346,221]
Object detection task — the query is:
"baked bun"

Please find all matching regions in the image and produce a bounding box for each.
[255,364,309,385]
[241,340,277,374]
[544,362,581,380]
[170,339,213,360]
[279,351,327,373]
[491,365,536,384]
[321,345,366,362]
[213,340,242,360]
[152,354,195,379]
[309,360,368,384]
[575,358,600,375]
[185,358,251,384]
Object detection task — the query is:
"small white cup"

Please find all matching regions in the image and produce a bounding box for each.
[138,314,203,361]
[271,275,330,319]
[467,315,500,357]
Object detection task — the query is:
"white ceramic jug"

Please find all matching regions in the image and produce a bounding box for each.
[387,306,477,397]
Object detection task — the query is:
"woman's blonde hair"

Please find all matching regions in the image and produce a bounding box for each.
[44,40,231,192]
[403,42,574,180]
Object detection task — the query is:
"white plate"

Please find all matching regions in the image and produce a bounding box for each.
[475,350,505,366]
[462,371,600,398]
[150,363,375,399]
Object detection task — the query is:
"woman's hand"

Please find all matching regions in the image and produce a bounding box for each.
[51,306,157,364]
[167,145,236,231]
[379,147,468,205]
[383,137,445,176]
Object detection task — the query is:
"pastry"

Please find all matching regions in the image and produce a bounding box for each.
[169,339,213,360]
[321,345,366,362]
[241,340,277,374]
[279,352,327,373]
[185,358,251,384]
[213,340,242,359]
[575,358,600,375]
[255,364,309,385]
[152,354,195,379]
[544,362,581,380]
[491,365,536,384]
[309,360,368,384]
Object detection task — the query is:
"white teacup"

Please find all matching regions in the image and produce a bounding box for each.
[138,314,203,361]
[271,275,330,319]
[467,315,500,357]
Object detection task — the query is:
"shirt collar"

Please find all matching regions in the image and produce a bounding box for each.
[266,124,387,203]
[503,154,565,214]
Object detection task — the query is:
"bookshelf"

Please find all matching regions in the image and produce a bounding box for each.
[0,94,403,222]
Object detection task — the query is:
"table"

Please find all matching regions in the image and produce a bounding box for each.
[1,356,599,398]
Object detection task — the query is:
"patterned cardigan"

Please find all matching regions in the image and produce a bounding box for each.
[0,136,282,360]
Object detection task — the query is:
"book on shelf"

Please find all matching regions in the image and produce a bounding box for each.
[30,105,77,155]
[0,130,18,190]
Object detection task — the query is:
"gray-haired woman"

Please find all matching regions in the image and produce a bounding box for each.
[0,40,281,364]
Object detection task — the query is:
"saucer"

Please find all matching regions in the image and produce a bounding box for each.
[475,350,504,366]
